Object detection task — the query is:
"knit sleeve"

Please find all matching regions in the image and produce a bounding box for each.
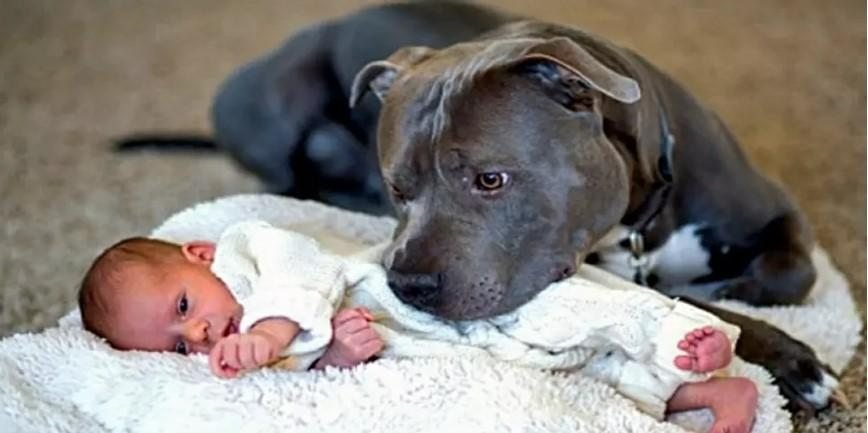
[490,267,740,419]
[579,300,741,420]
[213,221,348,369]
[490,277,671,359]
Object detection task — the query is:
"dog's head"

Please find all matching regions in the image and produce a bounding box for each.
[351,31,666,319]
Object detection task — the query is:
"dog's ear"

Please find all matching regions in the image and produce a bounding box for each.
[513,37,640,110]
[509,37,671,212]
[350,46,435,108]
[350,61,399,108]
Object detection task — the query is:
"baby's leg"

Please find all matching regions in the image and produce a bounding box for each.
[674,326,732,372]
[666,377,758,433]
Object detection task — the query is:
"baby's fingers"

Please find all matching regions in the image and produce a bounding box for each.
[333,308,364,326]
[221,337,243,371]
[358,336,385,357]
[335,317,371,336]
[238,340,258,370]
[209,342,239,379]
[355,307,375,321]
[254,340,274,366]
[208,345,223,375]
[348,329,384,351]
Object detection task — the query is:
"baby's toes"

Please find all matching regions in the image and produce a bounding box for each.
[674,355,695,371]
[678,340,691,351]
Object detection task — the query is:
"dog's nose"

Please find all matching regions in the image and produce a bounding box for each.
[387,270,443,310]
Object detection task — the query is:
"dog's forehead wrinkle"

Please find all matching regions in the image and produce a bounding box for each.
[431,143,453,187]
[450,145,525,171]
[439,112,550,170]
[385,132,443,194]
[408,38,547,143]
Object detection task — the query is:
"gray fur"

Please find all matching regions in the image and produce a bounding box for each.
[360,17,834,414]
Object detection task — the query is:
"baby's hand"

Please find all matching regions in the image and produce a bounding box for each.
[208,330,282,378]
[314,307,383,369]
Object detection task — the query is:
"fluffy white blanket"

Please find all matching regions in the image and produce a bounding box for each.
[0,194,861,433]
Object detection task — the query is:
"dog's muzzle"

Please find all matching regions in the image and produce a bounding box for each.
[387,270,444,312]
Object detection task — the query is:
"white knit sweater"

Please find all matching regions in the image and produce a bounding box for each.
[210,220,740,419]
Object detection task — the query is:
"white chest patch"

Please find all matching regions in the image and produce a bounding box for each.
[592,224,712,286]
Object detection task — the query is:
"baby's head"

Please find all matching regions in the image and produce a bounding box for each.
[78,237,242,355]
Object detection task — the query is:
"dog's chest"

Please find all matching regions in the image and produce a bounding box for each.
[589,224,719,286]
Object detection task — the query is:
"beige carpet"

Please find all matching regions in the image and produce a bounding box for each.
[0,1,863,431]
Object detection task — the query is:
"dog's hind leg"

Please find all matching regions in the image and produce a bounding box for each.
[211,24,336,195]
[664,214,816,306]
[717,214,816,305]
[297,120,391,214]
[719,249,816,305]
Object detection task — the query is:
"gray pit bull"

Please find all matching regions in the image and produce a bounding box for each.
[116,2,843,415]
[349,14,842,414]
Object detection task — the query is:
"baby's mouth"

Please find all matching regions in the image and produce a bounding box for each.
[222,319,238,338]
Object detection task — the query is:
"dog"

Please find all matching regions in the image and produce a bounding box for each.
[116,1,509,215]
[117,2,841,414]
[349,15,842,413]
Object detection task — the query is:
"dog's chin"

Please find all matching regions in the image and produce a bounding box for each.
[435,291,537,321]
[428,301,496,321]
[427,293,506,321]
[436,306,502,321]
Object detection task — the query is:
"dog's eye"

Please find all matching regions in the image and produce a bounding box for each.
[474,172,510,192]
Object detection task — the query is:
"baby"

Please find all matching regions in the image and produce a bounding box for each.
[79,220,757,433]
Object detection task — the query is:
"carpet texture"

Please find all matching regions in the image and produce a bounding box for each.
[0,1,863,432]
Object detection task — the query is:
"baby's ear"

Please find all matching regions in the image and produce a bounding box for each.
[181,241,216,264]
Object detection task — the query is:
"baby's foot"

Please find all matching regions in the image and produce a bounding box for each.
[668,377,758,433]
[674,326,732,372]
[707,377,758,433]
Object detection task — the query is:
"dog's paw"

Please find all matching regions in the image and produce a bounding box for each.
[724,312,848,417]
[769,356,846,415]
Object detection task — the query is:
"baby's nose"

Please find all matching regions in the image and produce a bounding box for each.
[182,318,209,343]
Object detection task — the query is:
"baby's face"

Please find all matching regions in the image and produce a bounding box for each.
[109,241,243,355]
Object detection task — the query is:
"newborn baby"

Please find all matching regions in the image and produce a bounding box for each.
[79,220,757,433]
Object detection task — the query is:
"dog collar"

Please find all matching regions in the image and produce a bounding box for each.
[626,109,675,285]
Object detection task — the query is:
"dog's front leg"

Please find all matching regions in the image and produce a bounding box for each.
[681,299,842,416]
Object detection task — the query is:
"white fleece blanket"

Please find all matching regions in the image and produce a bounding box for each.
[0,194,861,433]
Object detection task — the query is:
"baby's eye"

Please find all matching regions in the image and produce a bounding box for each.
[177,294,189,316]
[174,340,188,355]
